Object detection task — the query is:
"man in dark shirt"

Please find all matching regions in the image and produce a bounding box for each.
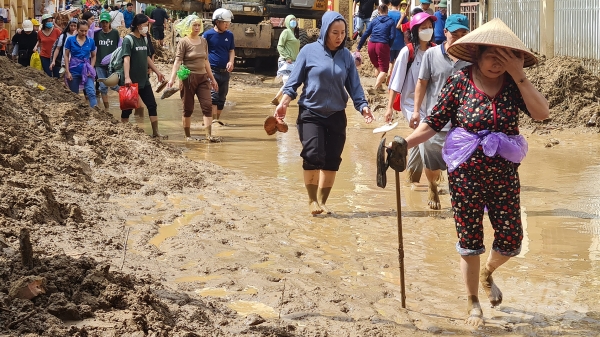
[149,4,169,48]
[352,0,377,40]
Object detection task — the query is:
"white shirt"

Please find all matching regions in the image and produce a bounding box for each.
[389,45,427,124]
[110,10,124,29]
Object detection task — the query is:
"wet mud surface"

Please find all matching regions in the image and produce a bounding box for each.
[1,56,600,336]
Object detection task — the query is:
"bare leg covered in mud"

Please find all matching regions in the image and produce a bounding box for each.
[425,168,442,209]
[461,255,484,327]
[304,170,322,215]
[150,117,168,139]
[212,105,222,121]
[318,170,336,215]
[480,250,510,307]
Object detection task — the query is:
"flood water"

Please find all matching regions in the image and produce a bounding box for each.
[108,77,600,334]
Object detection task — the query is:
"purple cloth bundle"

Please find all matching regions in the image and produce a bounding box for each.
[442,127,528,172]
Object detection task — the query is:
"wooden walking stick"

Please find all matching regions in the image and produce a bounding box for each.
[377,135,408,308]
[394,170,406,308]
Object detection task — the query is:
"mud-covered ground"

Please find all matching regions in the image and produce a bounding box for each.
[1,53,600,337]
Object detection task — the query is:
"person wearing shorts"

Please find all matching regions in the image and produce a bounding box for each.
[167,17,219,141]
[149,4,168,48]
[411,14,470,210]
[386,12,437,185]
[356,5,395,92]
[275,12,374,215]
[203,9,235,122]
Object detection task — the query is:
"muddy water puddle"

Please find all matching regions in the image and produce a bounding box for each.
[107,84,600,334]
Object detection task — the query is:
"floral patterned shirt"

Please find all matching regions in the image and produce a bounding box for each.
[425,65,530,135]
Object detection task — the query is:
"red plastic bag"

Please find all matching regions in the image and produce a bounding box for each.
[392,93,401,111]
[119,83,140,110]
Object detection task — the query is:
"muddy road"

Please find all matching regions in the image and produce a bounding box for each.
[1,56,599,336]
[106,71,600,336]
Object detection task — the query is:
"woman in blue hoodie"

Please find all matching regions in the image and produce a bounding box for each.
[356,5,396,92]
[275,11,374,216]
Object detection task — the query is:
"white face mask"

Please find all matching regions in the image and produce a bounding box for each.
[418,28,433,42]
[140,26,148,34]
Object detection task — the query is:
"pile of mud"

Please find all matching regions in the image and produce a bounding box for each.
[0,58,261,336]
[0,252,237,336]
[524,56,600,127]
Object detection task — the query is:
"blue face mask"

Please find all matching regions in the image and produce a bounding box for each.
[289,20,297,29]
[45,22,54,29]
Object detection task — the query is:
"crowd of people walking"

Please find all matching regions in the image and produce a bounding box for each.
[2,0,553,328]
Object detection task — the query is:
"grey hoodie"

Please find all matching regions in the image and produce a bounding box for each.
[282,11,368,116]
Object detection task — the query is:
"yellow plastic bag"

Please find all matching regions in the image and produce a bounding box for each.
[30,52,42,71]
[175,14,201,38]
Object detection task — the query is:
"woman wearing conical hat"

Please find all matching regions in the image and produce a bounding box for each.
[390,18,549,326]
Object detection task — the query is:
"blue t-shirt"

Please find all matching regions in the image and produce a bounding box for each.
[434,11,447,41]
[123,10,134,28]
[64,35,96,75]
[388,10,407,51]
[202,28,235,69]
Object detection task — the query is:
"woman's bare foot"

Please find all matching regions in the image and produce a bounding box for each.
[466,307,484,327]
[465,296,484,327]
[309,201,323,215]
[320,203,332,215]
[480,268,503,307]
[428,181,441,210]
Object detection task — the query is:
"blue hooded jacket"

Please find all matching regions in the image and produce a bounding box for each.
[356,14,396,51]
[282,11,368,116]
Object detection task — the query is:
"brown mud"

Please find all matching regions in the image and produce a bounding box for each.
[2,51,600,337]
[524,56,600,127]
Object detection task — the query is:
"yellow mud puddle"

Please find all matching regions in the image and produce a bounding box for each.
[227,301,278,318]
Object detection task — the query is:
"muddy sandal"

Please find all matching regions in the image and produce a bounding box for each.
[376,137,389,188]
[264,116,278,136]
[205,136,222,143]
[275,118,288,133]
[387,136,408,172]
[155,80,168,93]
[160,87,179,100]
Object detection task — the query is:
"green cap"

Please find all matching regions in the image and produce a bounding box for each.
[100,12,111,22]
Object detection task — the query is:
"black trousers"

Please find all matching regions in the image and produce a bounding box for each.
[296,106,347,171]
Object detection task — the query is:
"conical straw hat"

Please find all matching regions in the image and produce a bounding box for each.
[447,18,538,68]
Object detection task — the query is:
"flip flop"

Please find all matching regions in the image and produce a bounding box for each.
[264,116,278,135]
[160,87,179,100]
[155,80,167,93]
[377,137,389,188]
[373,122,398,134]
[275,118,288,133]
[387,136,408,172]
